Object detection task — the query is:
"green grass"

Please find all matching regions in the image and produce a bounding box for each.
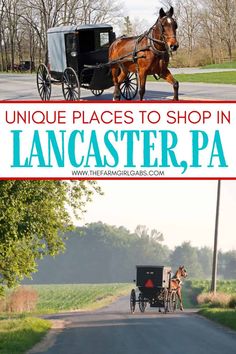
[148,71,236,84]
[199,308,236,331]
[189,280,236,294]
[33,283,132,313]
[0,316,51,354]
[201,61,236,69]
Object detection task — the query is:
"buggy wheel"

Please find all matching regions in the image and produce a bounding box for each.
[120,72,138,100]
[91,89,104,96]
[36,63,51,101]
[130,289,136,314]
[138,293,147,313]
[62,67,80,101]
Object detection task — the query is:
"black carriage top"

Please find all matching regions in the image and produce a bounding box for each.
[47,24,115,78]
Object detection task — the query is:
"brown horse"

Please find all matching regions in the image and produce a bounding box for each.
[170,266,188,311]
[109,6,179,101]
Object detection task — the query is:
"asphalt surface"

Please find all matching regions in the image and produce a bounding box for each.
[0,71,235,100]
[28,296,236,354]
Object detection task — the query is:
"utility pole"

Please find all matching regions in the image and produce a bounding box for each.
[211,180,221,294]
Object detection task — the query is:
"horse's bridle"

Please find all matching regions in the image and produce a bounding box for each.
[146,16,178,56]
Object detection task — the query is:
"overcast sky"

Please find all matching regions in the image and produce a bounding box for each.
[124,0,160,20]
[81,180,236,252]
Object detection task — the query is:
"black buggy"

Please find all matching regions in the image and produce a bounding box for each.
[130,265,177,314]
[36,24,138,101]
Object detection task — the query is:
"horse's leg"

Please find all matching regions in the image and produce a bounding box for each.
[138,69,147,101]
[111,66,129,101]
[111,66,121,101]
[177,287,184,311]
[162,69,179,100]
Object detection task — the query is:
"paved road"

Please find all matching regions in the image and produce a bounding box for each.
[28,296,236,354]
[0,73,235,100]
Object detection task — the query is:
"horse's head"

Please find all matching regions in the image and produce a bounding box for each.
[158,6,179,52]
[178,265,188,278]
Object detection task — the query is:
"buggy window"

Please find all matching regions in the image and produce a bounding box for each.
[100,32,109,47]
[79,31,95,53]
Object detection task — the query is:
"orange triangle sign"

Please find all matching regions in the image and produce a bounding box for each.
[145,279,154,288]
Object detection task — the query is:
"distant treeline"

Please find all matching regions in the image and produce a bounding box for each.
[25,222,236,284]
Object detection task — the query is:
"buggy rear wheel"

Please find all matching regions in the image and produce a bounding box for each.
[130,289,136,314]
[120,72,138,100]
[91,89,104,96]
[36,63,51,101]
[138,293,147,313]
[62,67,80,101]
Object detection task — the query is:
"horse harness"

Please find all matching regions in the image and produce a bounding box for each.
[132,15,177,62]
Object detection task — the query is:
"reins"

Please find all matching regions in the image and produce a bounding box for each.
[108,15,177,67]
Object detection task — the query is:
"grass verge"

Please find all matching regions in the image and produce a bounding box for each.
[199,308,236,331]
[148,71,236,84]
[201,62,236,69]
[0,317,51,354]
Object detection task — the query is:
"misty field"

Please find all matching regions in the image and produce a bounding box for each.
[189,280,236,295]
[33,283,132,312]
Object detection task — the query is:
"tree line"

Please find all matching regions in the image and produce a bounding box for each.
[0,0,123,71]
[1,0,236,71]
[26,222,236,284]
[160,0,236,66]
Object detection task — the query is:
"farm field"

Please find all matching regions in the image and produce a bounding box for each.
[33,283,133,313]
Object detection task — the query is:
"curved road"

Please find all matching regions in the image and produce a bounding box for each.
[28,296,236,354]
[0,73,235,100]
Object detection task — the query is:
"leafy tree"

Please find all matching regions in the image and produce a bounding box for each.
[197,247,212,278]
[219,250,236,279]
[0,180,101,293]
[170,241,204,278]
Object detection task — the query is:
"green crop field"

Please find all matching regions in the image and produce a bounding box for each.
[33,283,132,313]
[188,280,236,295]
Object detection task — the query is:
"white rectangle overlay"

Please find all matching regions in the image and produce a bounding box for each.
[0,101,235,179]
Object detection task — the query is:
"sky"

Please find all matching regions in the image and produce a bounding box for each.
[81,180,236,252]
[123,0,163,25]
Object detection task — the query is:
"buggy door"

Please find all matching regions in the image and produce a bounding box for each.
[65,33,79,72]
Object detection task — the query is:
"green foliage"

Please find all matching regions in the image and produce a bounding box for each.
[199,308,236,331]
[0,181,101,292]
[170,242,204,278]
[0,317,51,354]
